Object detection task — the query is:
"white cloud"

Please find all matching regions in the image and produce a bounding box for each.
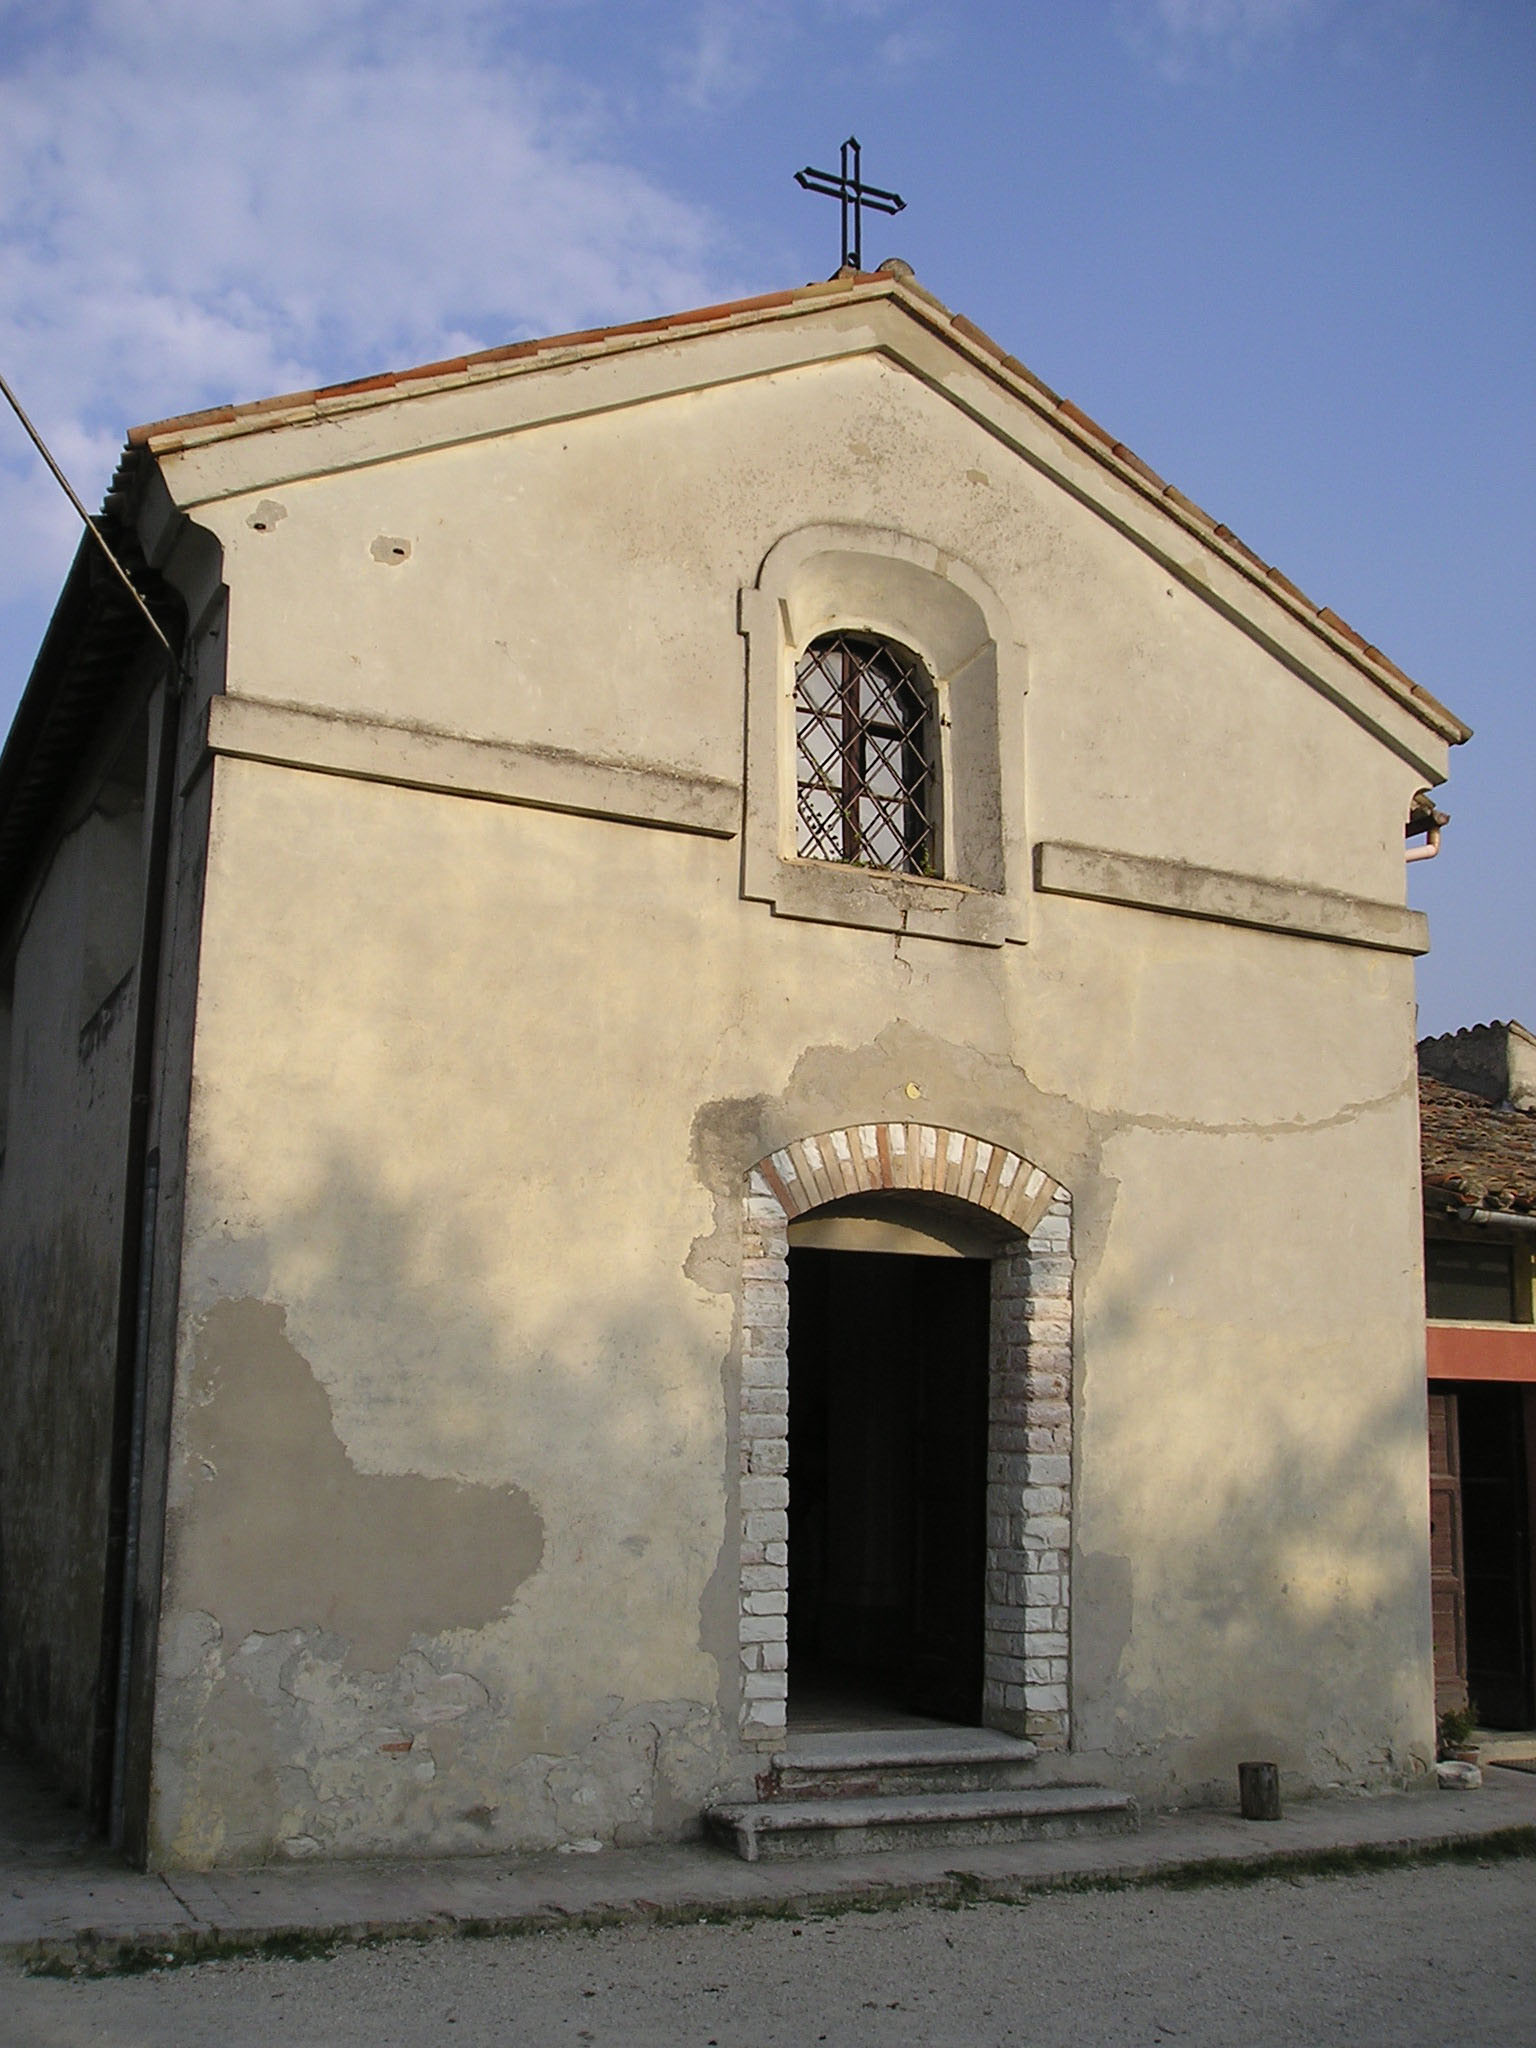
[661,0,935,112]
[1120,0,1449,78]
[0,0,720,693]
[877,25,946,71]
[1119,0,1321,77]
[664,1,815,111]
[668,2,773,109]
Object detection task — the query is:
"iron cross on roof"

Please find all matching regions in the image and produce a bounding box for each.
[795,136,905,274]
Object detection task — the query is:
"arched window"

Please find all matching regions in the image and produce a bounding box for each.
[793,633,937,876]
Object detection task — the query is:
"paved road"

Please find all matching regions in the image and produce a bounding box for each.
[6,1857,1534,2047]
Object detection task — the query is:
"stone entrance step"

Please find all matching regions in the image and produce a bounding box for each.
[767,1727,1043,1802]
[704,1783,1139,1863]
[705,1726,1138,1863]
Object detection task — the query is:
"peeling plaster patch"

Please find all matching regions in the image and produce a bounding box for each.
[164,1610,223,1682]
[688,1019,1123,1308]
[370,534,412,564]
[247,500,287,532]
[777,1022,1124,1294]
[685,1091,774,1298]
[531,1699,721,1847]
[179,1298,543,1669]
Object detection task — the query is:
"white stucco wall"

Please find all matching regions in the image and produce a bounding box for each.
[134,302,1446,1865]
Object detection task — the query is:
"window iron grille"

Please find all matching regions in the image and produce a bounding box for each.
[794,634,937,876]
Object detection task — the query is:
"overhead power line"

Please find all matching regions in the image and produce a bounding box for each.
[0,369,174,658]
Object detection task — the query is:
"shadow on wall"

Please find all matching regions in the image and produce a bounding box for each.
[153,1140,733,1869]
[153,1106,1434,1861]
[1072,1204,1433,1801]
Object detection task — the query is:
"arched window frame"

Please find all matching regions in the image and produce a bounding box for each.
[739,525,1029,948]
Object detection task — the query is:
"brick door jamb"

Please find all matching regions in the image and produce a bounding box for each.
[737,1123,1074,1752]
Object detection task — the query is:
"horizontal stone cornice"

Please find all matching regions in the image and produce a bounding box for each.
[1034,840,1429,956]
[201,693,741,839]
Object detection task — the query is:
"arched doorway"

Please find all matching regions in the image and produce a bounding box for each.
[738,1126,1074,1751]
[787,1204,998,1725]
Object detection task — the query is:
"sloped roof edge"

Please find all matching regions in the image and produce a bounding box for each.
[125,267,1468,748]
[0,501,180,930]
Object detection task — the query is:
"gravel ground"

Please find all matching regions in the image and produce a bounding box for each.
[6,1857,1534,2048]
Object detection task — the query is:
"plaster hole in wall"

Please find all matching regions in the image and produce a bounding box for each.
[247,501,287,533]
[904,1081,922,1099]
[372,535,412,564]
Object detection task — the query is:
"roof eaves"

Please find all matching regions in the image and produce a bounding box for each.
[125,282,842,451]
[125,269,1469,748]
[0,522,177,930]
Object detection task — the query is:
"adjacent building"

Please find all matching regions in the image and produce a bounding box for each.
[1421,1022,1536,1729]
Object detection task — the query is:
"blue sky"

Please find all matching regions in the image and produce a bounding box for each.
[1,0,1530,1034]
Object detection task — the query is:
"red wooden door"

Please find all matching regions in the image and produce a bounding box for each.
[1428,1389,1469,1715]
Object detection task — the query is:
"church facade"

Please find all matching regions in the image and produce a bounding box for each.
[0,268,1466,1868]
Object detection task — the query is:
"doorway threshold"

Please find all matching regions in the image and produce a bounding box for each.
[1475,1727,1536,1765]
[786,1673,972,1738]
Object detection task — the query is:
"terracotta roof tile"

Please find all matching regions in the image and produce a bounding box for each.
[1056,397,1115,448]
[1420,1074,1536,1214]
[949,312,1001,354]
[1001,354,1057,402]
[1165,486,1216,528]
[1112,445,1167,490]
[1318,607,1368,652]
[1214,524,1267,571]
[126,286,809,450]
[1265,565,1311,604]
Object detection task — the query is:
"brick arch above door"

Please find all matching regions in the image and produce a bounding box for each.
[754,1123,1060,1238]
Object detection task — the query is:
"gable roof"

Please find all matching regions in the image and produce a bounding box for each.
[124,264,1469,751]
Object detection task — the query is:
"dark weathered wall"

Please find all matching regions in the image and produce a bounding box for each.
[0,701,148,1804]
[117,675,217,1864]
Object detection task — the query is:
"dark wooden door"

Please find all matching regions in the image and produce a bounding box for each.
[904,1259,990,1722]
[1427,1388,1469,1715]
[1459,1385,1535,1728]
[788,1249,990,1724]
